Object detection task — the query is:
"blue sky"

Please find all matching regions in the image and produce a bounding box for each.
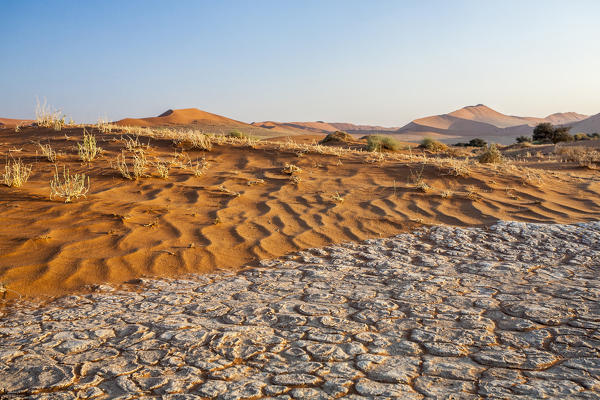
[1,0,599,125]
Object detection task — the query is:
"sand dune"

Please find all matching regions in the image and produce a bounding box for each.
[568,112,600,134]
[0,118,34,128]
[116,108,284,137]
[1,125,600,298]
[251,120,398,135]
[396,104,590,144]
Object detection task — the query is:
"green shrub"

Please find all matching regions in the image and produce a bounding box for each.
[227,129,248,139]
[574,133,591,141]
[366,135,400,152]
[516,136,531,143]
[533,123,573,143]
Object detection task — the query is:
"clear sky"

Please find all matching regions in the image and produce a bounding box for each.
[2,0,599,126]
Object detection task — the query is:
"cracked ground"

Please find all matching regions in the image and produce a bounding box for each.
[1,221,599,399]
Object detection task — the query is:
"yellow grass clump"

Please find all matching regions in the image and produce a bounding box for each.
[50,166,90,203]
[3,158,33,187]
[77,129,102,162]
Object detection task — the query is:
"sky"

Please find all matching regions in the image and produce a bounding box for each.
[1,0,599,126]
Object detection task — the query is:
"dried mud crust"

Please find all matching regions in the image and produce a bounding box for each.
[0,221,599,399]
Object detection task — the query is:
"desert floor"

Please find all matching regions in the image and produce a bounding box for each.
[1,126,600,298]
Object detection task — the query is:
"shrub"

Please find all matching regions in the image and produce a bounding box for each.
[112,150,148,180]
[320,130,353,144]
[50,166,90,203]
[420,137,448,152]
[555,146,600,167]
[367,135,401,152]
[37,142,57,162]
[154,159,171,179]
[516,136,531,143]
[478,144,503,164]
[533,123,573,144]
[78,129,102,162]
[227,129,248,139]
[574,133,591,141]
[591,133,600,139]
[3,158,32,187]
[188,133,213,151]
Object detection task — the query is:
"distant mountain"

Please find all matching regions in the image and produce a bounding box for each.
[394,104,589,144]
[251,121,398,135]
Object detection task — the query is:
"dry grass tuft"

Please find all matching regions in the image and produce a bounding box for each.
[3,158,33,187]
[331,192,345,202]
[35,99,67,130]
[555,145,600,168]
[50,166,90,203]
[247,178,265,186]
[478,144,503,164]
[78,129,102,162]
[154,159,171,179]
[282,163,302,175]
[37,142,57,163]
[420,138,448,153]
[217,184,241,197]
[112,150,148,180]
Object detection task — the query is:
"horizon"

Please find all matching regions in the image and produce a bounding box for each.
[2,0,600,125]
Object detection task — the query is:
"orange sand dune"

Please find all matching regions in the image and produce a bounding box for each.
[0,117,34,128]
[116,108,284,137]
[1,126,600,299]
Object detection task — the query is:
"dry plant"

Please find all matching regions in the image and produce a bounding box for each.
[217,184,241,197]
[440,190,453,198]
[14,124,21,133]
[478,144,503,164]
[365,152,386,164]
[78,129,102,162]
[465,185,481,201]
[331,192,345,203]
[555,145,600,168]
[247,178,265,186]
[36,141,57,163]
[154,159,171,179]
[282,163,302,174]
[35,99,66,130]
[182,131,213,151]
[50,165,90,202]
[3,158,32,187]
[112,150,148,180]
[189,157,209,176]
[97,118,114,133]
[289,175,302,185]
[408,164,426,185]
[522,169,544,186]
[416,181,432,193]
[442,158,471,177]
[122,135,149,151]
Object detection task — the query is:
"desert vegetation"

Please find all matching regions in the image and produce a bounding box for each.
[50,166,90,203]
[366,135,401,152]
[420,137,448,152]
[2,158,32,187]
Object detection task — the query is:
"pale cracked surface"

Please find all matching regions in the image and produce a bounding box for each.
[1,221,600,399]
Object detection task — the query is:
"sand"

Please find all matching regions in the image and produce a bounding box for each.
[1,125,600,298]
